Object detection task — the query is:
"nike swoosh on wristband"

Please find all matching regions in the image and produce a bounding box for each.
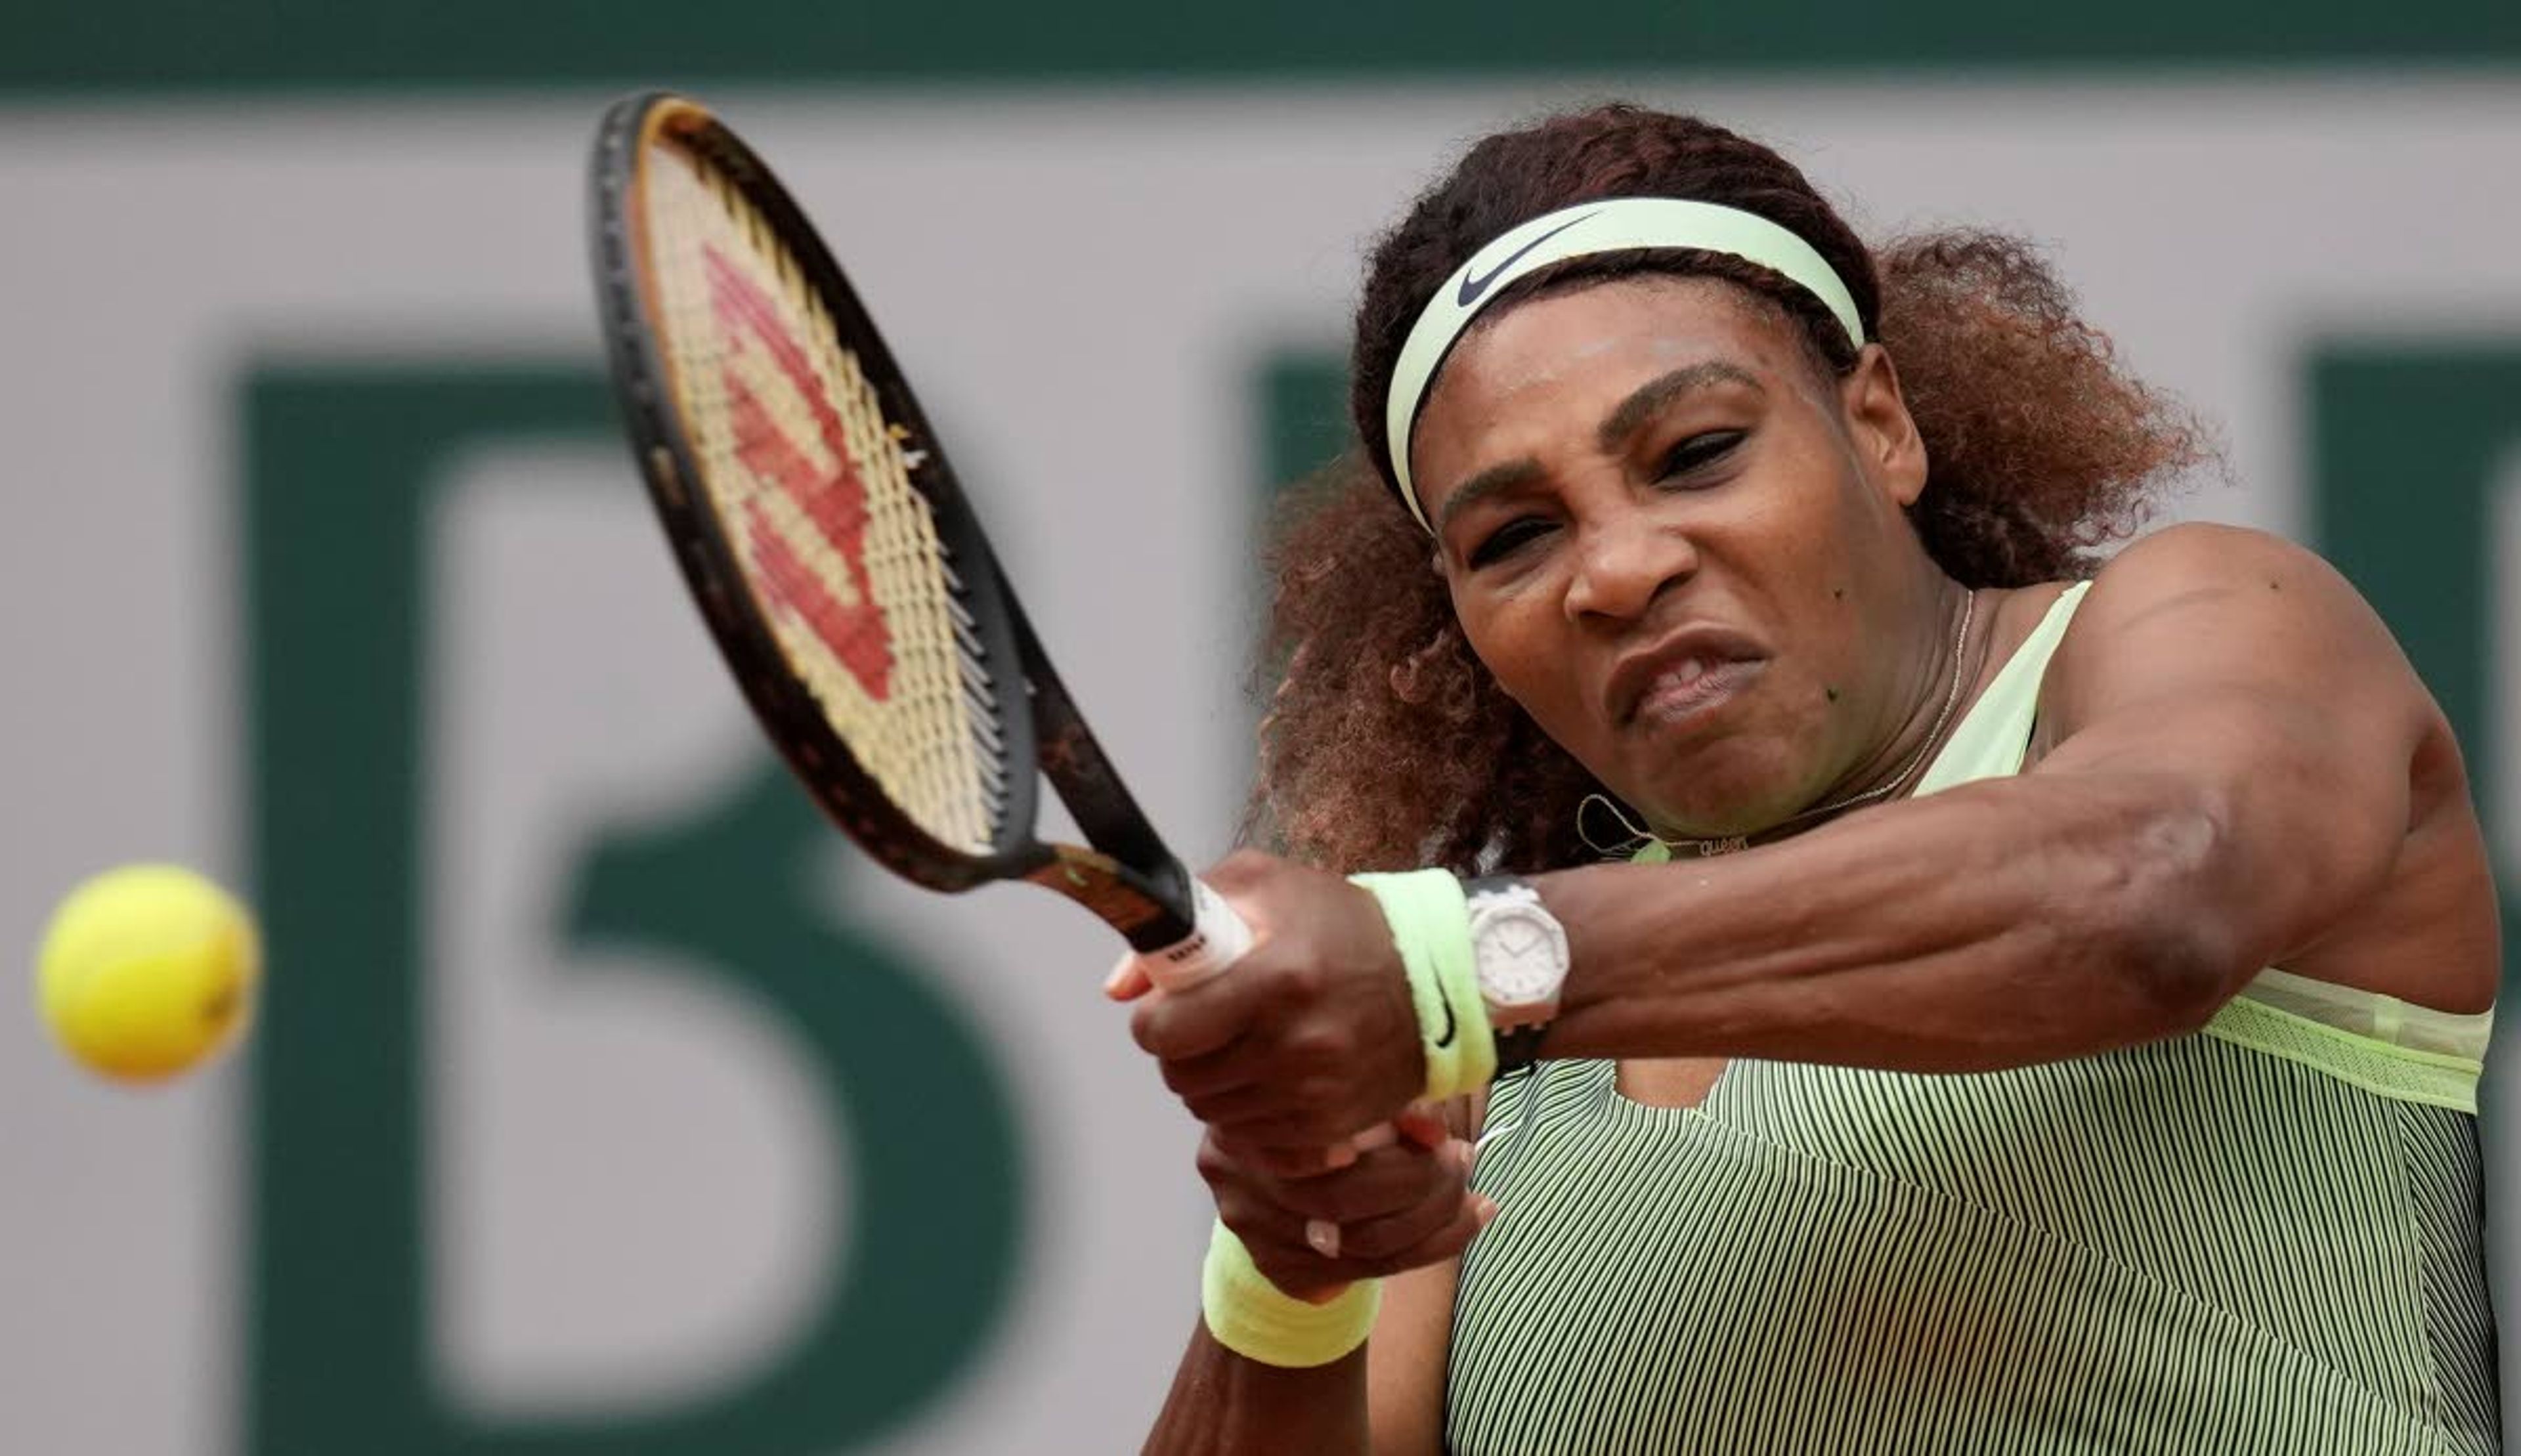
[1432,983,1458,1049]
[1454,209,1601,308]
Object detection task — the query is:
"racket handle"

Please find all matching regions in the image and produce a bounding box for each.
[1142,877,1254,992]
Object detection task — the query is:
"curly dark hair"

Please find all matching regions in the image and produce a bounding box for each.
[1249,104,2212,876]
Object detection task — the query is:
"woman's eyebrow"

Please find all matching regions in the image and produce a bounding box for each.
[1434,458,1543,535]
[1597,362,1764,452]
[1433,364,1764,535]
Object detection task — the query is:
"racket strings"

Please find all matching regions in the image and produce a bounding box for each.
[643,137,1009,851]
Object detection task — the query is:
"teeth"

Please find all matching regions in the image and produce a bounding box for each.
[1673,657,1709,687]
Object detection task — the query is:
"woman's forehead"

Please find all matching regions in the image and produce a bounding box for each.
[1413,277,1820,474]
[1426,276,1809,416]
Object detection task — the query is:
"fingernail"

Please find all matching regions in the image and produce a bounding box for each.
[1447,1138,1475,1172]
[1101,956,1134,997]
[1474,1195,1500,1226]
[1324,1142,1358,1170]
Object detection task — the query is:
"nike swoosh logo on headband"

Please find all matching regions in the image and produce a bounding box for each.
[1455,209,1601,308]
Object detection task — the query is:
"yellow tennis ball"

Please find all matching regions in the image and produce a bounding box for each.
[35,865,261,1083]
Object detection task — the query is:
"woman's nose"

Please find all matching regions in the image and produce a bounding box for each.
[1564,511,1698,623]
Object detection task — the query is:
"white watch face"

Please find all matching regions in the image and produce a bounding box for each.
[1473,902,1566,1007]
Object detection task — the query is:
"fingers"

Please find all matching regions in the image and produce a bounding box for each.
[1162,1058,1390,1151]
[1102,954,1153,1002]
[1211,1139,1360,1179]
[1236,1180,1498,1293]
[1129,964,1282,1063]
[1186,1105,1364,1152]
[1116,852,1428,1158]
[1322,1142,1474,1259]
[1203,1130,1474,1229]
[1203,1104,1444,1179]
[1392,1103,1450,1149]
[1196,1082,1499,1297]
[1333,1164,1482,1260]
[1157,1044,1253,1103]
[1135,1002,1407,1151]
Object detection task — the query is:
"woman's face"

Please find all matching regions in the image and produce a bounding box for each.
[1409,274,1933,837]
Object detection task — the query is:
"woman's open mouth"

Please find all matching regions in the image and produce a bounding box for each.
[1631,656,1763,729]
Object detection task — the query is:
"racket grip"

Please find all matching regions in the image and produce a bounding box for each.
[1142,878,1254,993]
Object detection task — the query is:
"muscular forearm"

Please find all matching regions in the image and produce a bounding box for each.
[1144,1323,1369,1456]
[1538,773,2254,1072]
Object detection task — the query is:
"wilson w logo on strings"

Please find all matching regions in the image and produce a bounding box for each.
[704,244,896,700]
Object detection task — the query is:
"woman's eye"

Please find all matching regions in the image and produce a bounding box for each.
[1660,429,1746,479]
[1468,517,1553,568]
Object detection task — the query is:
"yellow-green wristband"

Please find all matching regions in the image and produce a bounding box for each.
[1351,868,1496,1101]
[1201,1220,1381,1368]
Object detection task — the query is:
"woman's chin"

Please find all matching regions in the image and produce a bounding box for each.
[1622,761,1813,841]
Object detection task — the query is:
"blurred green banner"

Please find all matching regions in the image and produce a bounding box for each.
[8,0,2517,93]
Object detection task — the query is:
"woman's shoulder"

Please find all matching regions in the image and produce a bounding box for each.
[2021,519,2447,780]
[1961,523,2331,689]
[2080,521,2352,612]
[2048,521,2409,701]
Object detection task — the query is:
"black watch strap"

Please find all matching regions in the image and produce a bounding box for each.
[1494,1025,1547,1077]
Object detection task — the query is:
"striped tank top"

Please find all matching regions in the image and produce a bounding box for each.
[1448,584,2500,1454]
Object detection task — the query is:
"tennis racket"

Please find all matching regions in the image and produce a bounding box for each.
[587,92,1249,989]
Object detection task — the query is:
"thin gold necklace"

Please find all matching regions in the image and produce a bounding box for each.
[1583,589,1979,859]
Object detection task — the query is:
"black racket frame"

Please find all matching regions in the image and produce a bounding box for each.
[589,92,1202,952]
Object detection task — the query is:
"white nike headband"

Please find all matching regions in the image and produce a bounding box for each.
[1381,198,1868,533]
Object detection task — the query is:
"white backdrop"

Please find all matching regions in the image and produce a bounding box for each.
[5,79,2520,1453]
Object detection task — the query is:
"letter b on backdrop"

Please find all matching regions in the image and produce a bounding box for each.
[241,365,1023,1454]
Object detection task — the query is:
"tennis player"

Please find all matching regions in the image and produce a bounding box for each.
[1122,104,2501,1453]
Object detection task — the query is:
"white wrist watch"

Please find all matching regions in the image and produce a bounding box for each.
[1463,876,1570,1074]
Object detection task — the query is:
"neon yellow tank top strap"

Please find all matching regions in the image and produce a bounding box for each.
[1907,580,2491,1113]
[1913,582,2090,796]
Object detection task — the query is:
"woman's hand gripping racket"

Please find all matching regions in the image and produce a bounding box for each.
[587,93,1249,992]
